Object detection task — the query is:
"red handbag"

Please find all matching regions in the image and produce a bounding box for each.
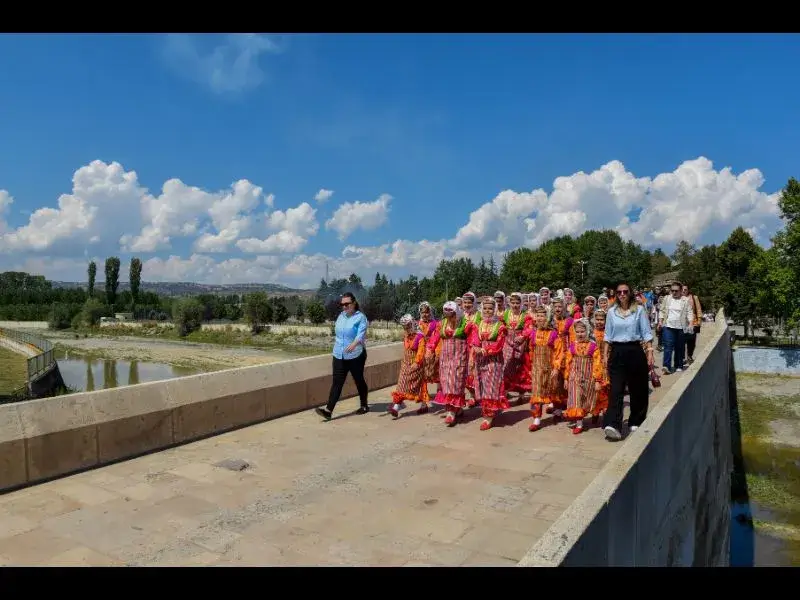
[650,365,662,388]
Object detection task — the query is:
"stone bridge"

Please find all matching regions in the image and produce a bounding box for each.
[0,312,733,566]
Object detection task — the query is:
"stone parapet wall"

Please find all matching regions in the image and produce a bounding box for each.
[0,343,402,493]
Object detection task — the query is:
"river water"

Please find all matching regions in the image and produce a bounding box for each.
[57,357,196,392]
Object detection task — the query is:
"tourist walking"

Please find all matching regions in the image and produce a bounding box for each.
[602,281,655,441]
[658,282,694,374]
[315,292,370,421]
[681,285,703,364]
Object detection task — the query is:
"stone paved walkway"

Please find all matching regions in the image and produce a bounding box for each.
[0,335,708,566]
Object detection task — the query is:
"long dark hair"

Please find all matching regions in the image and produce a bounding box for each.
[342,292,360,312]
[614,280,634,310]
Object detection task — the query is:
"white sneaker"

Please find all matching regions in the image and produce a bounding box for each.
[629,425,639,432]
[604,426,622,441]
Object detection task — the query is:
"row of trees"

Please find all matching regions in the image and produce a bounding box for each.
[314,229,669,322]
[674,178,800,335]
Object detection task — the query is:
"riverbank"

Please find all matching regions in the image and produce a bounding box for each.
[47,332,328,372]
[0,346,27,395]
[732,372,800,565]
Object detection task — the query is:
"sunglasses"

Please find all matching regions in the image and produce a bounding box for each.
[616,289,630,295]
[340,301,352,307]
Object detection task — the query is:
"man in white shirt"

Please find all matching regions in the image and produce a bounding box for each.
[657,282,695,374]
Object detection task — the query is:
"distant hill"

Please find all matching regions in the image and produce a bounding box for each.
[50,280,316,298]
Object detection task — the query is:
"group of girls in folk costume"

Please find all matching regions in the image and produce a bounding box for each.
[387,288,615,434]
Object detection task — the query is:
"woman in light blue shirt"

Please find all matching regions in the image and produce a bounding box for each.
[315,292,370,421]
[601,281,655,441]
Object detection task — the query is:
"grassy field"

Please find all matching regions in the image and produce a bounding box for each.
[0,346,28,394]
[734,373,800,564]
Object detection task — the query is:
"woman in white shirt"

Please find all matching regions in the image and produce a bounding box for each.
[657,283,695,375]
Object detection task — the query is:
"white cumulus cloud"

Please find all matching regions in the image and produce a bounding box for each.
[0,156,785,288]
[314,188,334,203]
[325,193,392,240]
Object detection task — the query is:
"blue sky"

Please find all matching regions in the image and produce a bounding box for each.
[0,33,796,287]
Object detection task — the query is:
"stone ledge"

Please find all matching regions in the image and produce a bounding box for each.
[0,342,403,493]
[517,310,732,567]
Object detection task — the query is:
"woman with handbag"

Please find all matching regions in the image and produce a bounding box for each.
[601,281,655,441]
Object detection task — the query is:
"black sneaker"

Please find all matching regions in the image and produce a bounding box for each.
[315,407,332,421]
[356,406,370,415]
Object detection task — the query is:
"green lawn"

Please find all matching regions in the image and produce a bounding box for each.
[0,346,28,394]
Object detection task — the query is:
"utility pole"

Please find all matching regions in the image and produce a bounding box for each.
[578,260,587,284]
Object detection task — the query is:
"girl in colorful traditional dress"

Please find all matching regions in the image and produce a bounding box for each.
[597,294,609,314]
[583,296,597,328]
[563,288,582,319]
[592,309,610,424]
[539,287,553,321]
[502,292,532,402]
[547,297,573,421]
[528,305,563,432]
[461,291,481,407]
[493,291,506,319]
[427,301,476,426]
[388,314,428,418]
[471,297,509,431]
[418,301,440,410]
[455,297,463,310]
[563,319,605,434]
[522,292,539,390]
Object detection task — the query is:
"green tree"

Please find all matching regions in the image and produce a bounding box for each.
[671,240,696,269]
[770,177,800,327]
[272,297,289,323]
[679,244,719,310]
[129,257,142,310]
[295,301,305,323]
[87,261,97,298]
[306,300,326,324]
[433,257,476,299]
[715,227,763,335]
[243,292,273,333]
[172,297,204,337]
[585,231,625,292]
[104,256,121,306]
[650,249,672,275]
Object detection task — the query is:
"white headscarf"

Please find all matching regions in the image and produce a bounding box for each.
[418,301,435,319]
[399,313,414,327]
[442,300,463,321]
[572,317,591,337]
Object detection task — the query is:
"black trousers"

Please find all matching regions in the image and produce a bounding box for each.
[606,342,650,430]
[326,349,369,412]
[685,331,697,359]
